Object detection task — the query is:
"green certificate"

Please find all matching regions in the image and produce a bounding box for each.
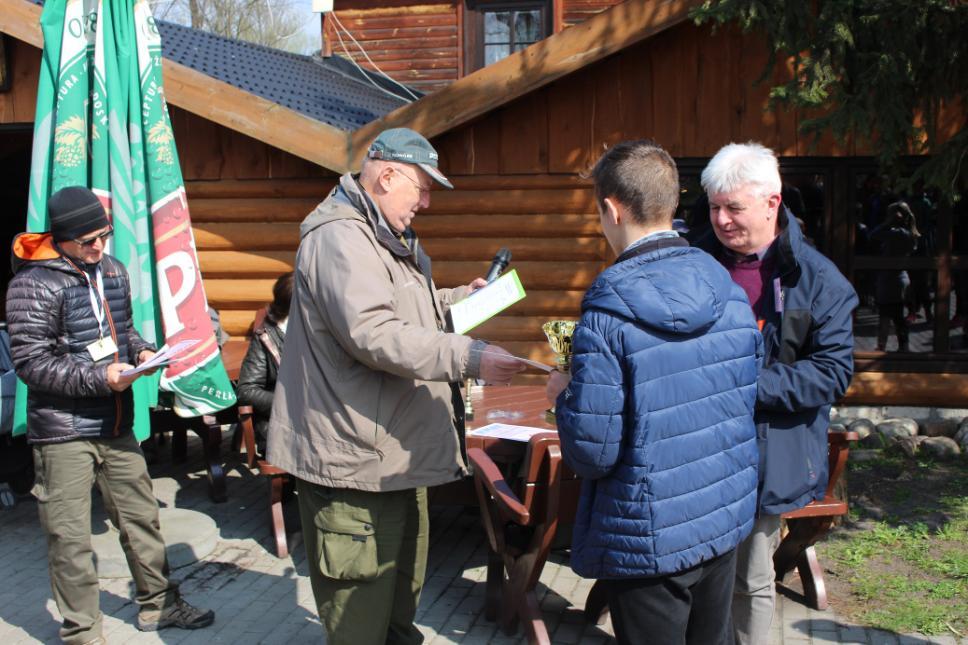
[450,269,526,334]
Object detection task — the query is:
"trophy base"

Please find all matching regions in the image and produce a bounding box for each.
[545,407,557,426]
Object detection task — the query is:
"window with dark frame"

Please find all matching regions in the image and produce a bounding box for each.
[464,0,552,74]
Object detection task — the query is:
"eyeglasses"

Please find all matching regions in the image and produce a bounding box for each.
[392,167,431,196]
[74,227,113,248]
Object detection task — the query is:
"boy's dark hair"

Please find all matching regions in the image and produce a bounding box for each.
[267,271,295,323]
[592,140,679,225]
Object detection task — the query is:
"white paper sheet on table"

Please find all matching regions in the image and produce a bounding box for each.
[120,339,200,377]
[467,423,555,442]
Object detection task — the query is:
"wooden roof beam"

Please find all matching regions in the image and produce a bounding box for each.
[0,0,351,173]
[0,0,43,47]
[348,0,702,167]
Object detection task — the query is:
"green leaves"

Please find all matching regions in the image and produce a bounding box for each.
[691,0,968,201]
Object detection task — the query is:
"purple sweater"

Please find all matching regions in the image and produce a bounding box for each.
[720,251,776,324]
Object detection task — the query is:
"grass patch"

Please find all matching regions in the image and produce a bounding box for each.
[816,456,968,637]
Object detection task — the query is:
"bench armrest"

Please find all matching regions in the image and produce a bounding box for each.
[467,447,530,525]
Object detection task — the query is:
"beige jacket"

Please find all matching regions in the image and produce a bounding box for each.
[266,174,485,491]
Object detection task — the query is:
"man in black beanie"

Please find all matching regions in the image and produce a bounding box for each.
[5,186,214,644]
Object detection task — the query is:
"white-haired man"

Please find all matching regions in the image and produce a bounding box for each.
[695,143,858,645]
[266,128,523,644]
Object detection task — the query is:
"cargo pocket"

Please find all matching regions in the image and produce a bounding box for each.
[315,509,379,582]
[30,447,52,502]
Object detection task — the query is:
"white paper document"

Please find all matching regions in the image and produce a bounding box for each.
[500,352,554,372]
[450,269,526,334]
[120,339,200,377]
[468,423,556,442]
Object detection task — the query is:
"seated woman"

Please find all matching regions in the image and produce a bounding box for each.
[237,272,293,455]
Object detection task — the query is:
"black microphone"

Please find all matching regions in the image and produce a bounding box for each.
[484,247,512,283]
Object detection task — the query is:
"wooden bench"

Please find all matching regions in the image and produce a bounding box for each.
[774,429,858,610]
[150,405,238,503]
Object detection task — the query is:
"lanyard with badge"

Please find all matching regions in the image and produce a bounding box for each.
[83,266,118,361]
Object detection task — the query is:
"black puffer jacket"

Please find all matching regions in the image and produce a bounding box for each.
[6,233,154,444]
[236,318,286,442]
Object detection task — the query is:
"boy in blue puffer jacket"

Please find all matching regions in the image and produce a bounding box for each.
[546,140,762,645]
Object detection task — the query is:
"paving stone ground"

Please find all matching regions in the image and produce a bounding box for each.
[0,434,960,644]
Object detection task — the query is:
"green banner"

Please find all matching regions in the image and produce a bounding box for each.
[18,0,236,439]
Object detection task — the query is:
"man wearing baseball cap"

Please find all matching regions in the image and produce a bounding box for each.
[267,128,523,643]
[6,186,214,643]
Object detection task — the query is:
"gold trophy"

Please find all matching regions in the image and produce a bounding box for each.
[542,320,577,425]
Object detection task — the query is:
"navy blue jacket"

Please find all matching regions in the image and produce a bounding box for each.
[556,237,761,579]
[696,212,858,515]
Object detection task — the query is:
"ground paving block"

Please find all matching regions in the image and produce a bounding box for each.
[840,625,873,643]
[812,629,842,643]
[868,629,901,645]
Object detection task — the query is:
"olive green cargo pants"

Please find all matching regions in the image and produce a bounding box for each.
[32,433,176,644]
[296,480,428,645]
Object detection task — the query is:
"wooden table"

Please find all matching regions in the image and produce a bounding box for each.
[463,386,584,644]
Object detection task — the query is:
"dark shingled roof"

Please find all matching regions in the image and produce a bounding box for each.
[157,19,414,131]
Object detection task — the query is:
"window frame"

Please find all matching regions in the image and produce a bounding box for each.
[463,0,553,75]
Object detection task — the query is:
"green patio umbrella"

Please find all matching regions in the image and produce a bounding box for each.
[17,0,236,440]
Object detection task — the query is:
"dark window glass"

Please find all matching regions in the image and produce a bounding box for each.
[466,1,550,73]
[483,8,543,65]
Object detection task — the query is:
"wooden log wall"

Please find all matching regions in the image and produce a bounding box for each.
[189,172,606,370]
[0,37,39,124]
[326,0,623,90]
[562,0,623,27]
[326,4,460,93]
[171,106,338,338]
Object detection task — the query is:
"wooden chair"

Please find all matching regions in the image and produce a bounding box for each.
[774,429,858,610]
[238,405,292,558]
[468,432,562,645]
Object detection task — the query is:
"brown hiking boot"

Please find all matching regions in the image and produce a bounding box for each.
[137,597,215,632]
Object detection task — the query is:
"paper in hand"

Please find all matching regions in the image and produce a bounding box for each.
[450,269,526,334]
[504,353,554,372]
[120,339,200,377]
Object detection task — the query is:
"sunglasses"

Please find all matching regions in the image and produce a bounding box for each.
[74,227,114,248]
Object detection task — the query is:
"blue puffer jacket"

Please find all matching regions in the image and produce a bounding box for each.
[556,237,761,579]
[695,212,858,515]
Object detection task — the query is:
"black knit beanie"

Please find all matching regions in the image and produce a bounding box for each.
[48,186,110,242]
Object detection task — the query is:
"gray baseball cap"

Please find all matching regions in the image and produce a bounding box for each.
[367,127,453,189]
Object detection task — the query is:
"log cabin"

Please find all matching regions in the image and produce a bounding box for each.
[2,0,966,406]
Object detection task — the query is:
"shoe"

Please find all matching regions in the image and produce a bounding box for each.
[137,597,215,632]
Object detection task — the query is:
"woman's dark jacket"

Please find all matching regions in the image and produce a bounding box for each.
[236,318,285,438]
[6,233,154,444]
[696,211,859,515]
